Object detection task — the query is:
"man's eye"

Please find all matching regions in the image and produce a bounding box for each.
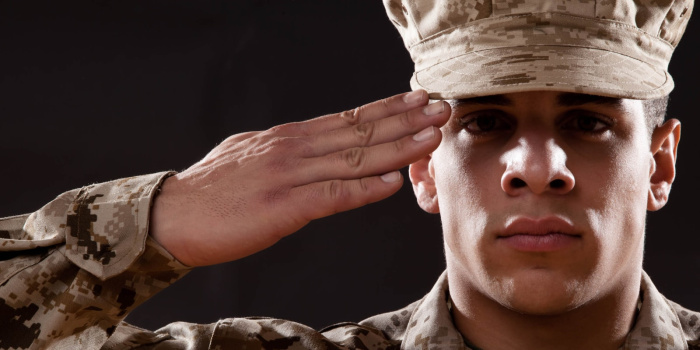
[460,113,511,133]
[575,116,606,132]
[562,112,612,133]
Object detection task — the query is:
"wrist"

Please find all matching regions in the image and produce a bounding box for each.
[149,175,193,266]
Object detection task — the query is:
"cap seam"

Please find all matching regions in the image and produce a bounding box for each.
[420,76,668,94]
[408,11,675,51]
[414,70,670,95]
[417,43,666,73]
[405,2,424,41]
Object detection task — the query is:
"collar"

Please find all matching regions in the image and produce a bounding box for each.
[623,271,688,349]
[402,271,688,350]
[403,271,469,349]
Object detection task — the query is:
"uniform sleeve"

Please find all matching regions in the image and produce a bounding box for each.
[0,172,191,350]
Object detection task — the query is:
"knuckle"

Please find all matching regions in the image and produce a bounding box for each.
[353,122,375,147]
[266,137,292,151]
[285,121,311,136]
[380,97,391,112]
[263,139,301,170]
[392,139,405,154]
[221,132,254,146]
[398,111,413,129]
[267,124,287,135]
[218,136,236,148]
[339,107,361,126]
[267,136,303,151]
[358,177,371,193]
[326,180,346,201]
[268,122,300,135]
[263,136,314,161]
[341,147,366,170]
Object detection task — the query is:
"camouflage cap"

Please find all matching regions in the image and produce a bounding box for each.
[384,0,694,100]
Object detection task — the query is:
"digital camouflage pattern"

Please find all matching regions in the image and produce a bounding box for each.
[383,0,694,100]
[1,0,697,348]
[1,171,700,350]
[0,172,191,349]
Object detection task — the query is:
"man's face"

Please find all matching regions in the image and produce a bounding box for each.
[411,91,675,315]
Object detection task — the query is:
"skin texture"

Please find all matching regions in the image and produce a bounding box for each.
[150,90,451,267]
[150,89,681,348]
[409,91,681,350]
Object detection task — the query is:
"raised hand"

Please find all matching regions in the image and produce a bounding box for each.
[149,90,450,266]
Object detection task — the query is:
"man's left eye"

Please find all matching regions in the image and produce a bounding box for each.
[459,111,512,134]
[562,112,612,133]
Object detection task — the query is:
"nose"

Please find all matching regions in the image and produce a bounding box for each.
[500,137,575,196]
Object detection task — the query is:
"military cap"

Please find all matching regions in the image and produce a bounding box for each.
[383,0,694,99]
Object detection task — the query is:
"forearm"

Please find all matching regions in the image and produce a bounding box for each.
[0,173,190,349]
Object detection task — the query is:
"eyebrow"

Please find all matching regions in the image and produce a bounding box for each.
[449,95,512,108]
[448,93,624,108]
[556,93,623,107]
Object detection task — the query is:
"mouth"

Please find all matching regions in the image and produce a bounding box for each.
[497,216,581,252]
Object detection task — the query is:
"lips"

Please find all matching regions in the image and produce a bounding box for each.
[497,216,581,252]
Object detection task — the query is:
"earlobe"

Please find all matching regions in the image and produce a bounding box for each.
[648,119,681,211]
[409,155,440,214]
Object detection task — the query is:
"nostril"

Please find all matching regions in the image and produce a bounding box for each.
[510,178,526,188]
[550,179,566,189]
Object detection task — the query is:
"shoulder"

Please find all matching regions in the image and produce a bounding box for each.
[108,317,406,350]
[668,299,700,348]
[208,316,408,350]
[355,299,421,343]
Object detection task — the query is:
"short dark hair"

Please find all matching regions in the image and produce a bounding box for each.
[643,96,669,135]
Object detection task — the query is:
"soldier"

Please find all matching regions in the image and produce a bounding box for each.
[0,0,696,349]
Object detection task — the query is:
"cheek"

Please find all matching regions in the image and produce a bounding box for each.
[591,143,650,219]
[582,142,649,270]
[431,141,497,258]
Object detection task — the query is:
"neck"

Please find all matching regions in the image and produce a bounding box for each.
[448,270,641,350]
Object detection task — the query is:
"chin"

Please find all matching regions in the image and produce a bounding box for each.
[487,268,596,316]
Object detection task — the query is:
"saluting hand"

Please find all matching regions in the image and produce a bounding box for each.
[149,90,450,267]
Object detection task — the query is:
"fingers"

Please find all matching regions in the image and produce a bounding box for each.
[306,100,449,157]
[292,90,430,136]
[298,125,443,183]
[289,171,405,222]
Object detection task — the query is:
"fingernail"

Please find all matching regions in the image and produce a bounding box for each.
[423,101,445,116]
[381,171,401,183]
[403,90,425,104]
[413,126,434,142]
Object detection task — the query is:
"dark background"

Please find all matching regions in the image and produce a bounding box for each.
[0,1,697,331]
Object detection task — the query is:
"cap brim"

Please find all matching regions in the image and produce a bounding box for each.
[411,46,673,100]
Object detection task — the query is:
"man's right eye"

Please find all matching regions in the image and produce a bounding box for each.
[459,112,512,134]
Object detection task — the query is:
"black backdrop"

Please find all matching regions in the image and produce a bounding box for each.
[0,1,698,331]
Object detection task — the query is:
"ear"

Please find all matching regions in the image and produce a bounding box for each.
[409,154,440,213]
[647,118,681,211]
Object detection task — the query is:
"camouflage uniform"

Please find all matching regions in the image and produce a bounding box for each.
[0,0,695,347]
[1,173,700,349]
